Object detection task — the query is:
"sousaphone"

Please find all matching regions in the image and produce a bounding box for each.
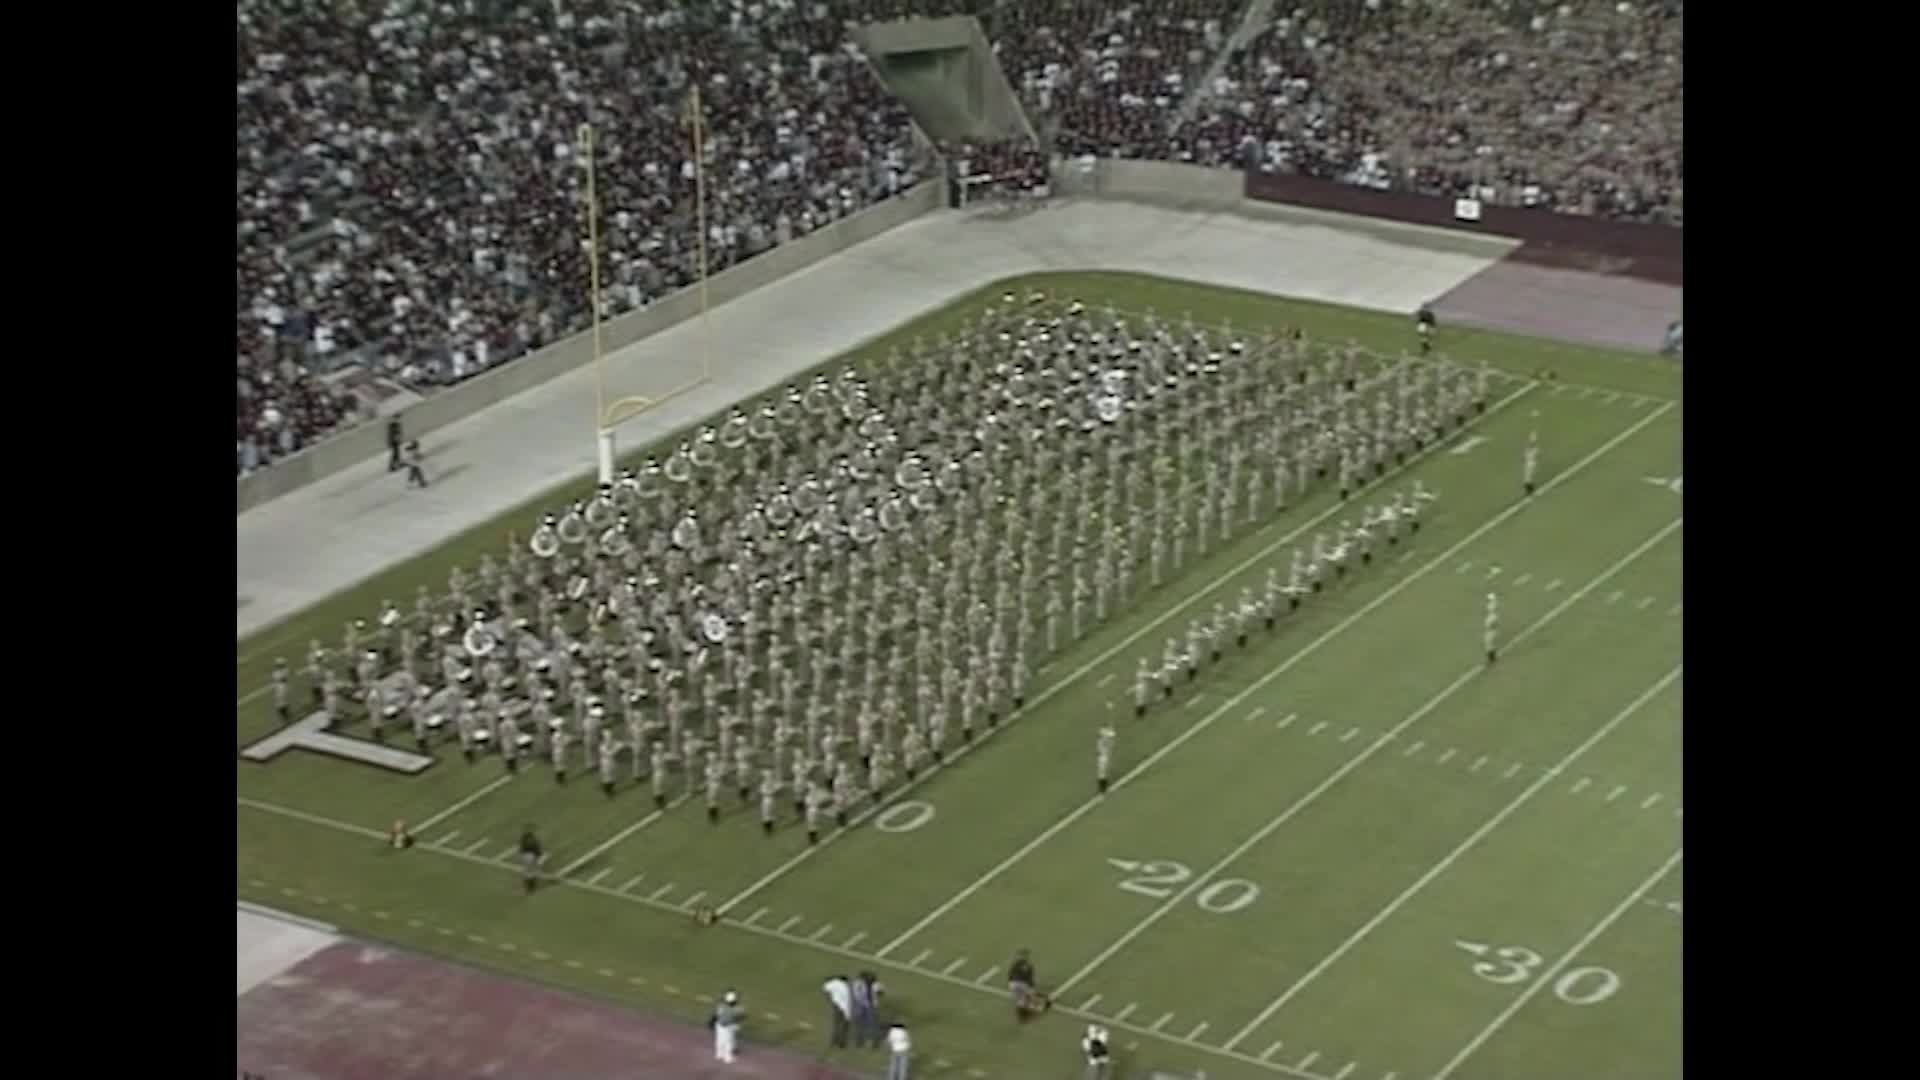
[530,515,562,559]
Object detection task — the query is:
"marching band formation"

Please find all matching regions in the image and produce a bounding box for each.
[278,292,1494,839]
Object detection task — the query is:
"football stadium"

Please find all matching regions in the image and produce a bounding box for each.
[237,4,1681,1078]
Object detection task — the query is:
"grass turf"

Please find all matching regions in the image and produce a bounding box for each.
[238,270,1681,1080]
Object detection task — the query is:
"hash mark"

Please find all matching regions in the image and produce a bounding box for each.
[1637,595,1655,610]
[778,915,803,933]
[497,942,515,952]
[1187,1021,1210,1041]
[811,923,837,942]
[1470,755,1488,773]
[843,932,867,949]
[598,968,616,978]
[563,959,581,969]
[1082,994,1104,1012]
[587,868,611,886]
[1503,762,1523,779]
[910,948,933,967]
[1641,793,1663,810]
[622,874,647,892]
[1601,391,1621,405]
[1152,1013,1175,1032]
[683,891,707,909]
[1184,694,1207,710]
[1606,785,1628,802]
[944,957,970,976]
[1455,561,1474,574]
[462,838,489,855]
[1437,748,1458,765]
[649,884,677,902]
[1247,706,1267,722]
[1403,740,1426,758]
[1096,673,1116,688]
[531,950,550,960]
[1298,1051,1322,1070]
[630,975,646,985]
[746,907,768,925]
[1340,726,1361,743]
[1545,579,1563,591]
[1278,713,1298,729]
[1308,720,1329,736]
[435,831,460,847]
[1576,386,1594,400]
[1668,602,1682,616]
[976,966,998,985]
[1572,777,1592,794]
[1606,590,1624,605]
[1262,1041,1285,1061]
[465,934,486,945]
[1513,573,1532,587]
[1335,1064,1357,1080]
[494,845,518,861]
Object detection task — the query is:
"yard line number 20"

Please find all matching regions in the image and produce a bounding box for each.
[1454,940,1622,1005]
[1107,858,1261,914]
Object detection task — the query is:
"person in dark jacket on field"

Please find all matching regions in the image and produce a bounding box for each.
[387,415,405,471]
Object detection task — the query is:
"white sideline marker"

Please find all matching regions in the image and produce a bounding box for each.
[588,868,611,886]
[811,923,836,942]
[1152,1013,1175,1033]
[843,932,867,950]
[910,948,933,967]
[622,874,648,893]
[1082,994,1104,1012]
[1262,1041,1285,1061]
[943,958,970,977]
[650,884,677,902]
[1187,1021,1210,1041]
[1114,1003,1138,1023]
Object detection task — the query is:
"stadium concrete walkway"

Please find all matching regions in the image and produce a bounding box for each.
[237,200,1509,644]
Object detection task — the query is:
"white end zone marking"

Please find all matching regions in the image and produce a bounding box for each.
[944,957,970,976]
[1114,1003,1138,1022]
[779,915,804,933]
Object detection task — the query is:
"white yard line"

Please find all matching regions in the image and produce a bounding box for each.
[1432,849,1684,1080]
[869,411,1673,960]
[413,775,514,835]
[1058,519,1681,1000]
[554,794,691,878]
[1222,666,1681,1051]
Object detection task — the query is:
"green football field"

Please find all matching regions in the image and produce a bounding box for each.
[237,271,1682,1080]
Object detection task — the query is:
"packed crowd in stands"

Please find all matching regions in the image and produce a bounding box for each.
[236,0,1680,477]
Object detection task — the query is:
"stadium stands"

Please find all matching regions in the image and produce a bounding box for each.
[236,0,1680,478]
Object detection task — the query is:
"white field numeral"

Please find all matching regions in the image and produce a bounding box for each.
[1454,940,1622,1005]
[1107,858,1261,914]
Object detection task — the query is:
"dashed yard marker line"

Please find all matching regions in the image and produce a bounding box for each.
[705,385,1545,920]
[1434,849,1684,1079]
[1223,665,1682,1050]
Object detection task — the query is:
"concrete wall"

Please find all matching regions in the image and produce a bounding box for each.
[238,180,943,513]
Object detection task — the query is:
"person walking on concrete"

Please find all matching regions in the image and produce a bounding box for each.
[886,1022,912,1080]
[404,440,429,489]
[850,969,881,1048]
[711,990,743,1064]
[386,415,405,471]
[823,974,853,1049]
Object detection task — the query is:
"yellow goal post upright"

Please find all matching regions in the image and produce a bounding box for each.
[581,85,716,484]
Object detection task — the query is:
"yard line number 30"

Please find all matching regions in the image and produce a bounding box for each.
[1455,940,1622,1005]
[1107,858,1261,914]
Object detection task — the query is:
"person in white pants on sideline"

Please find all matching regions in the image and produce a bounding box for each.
[712,990,743,1063]
[887,1022,912,1080]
